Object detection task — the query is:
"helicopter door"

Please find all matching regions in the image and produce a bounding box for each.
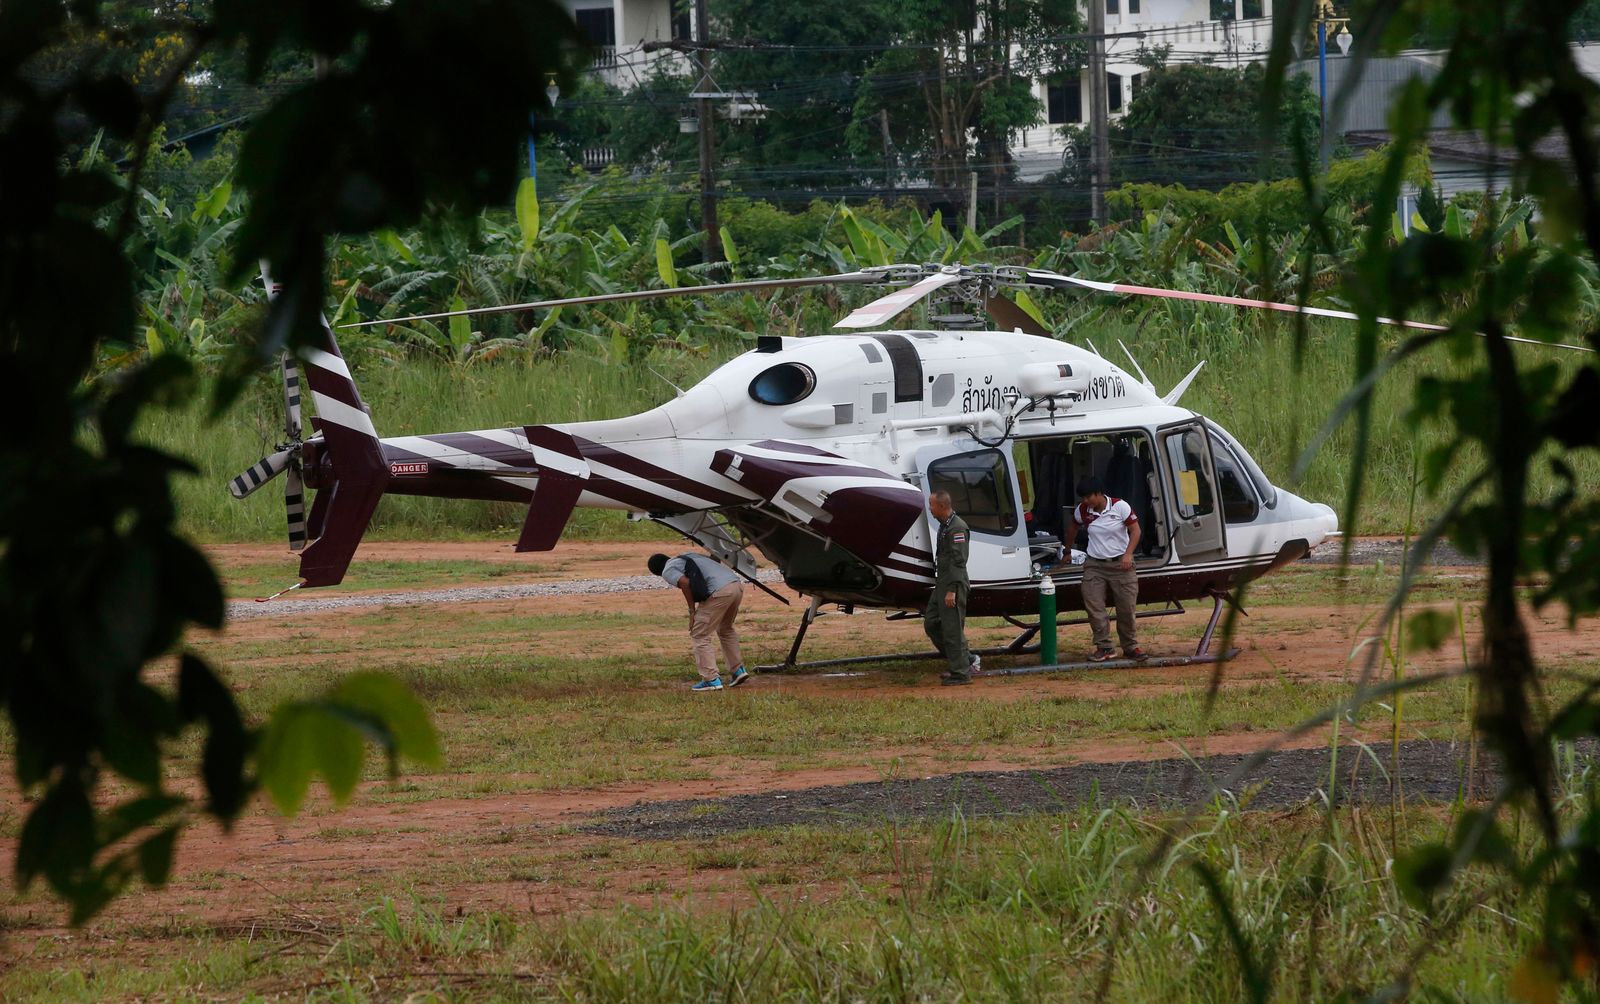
[915,443,1032,588]
[1156,419,1228,563]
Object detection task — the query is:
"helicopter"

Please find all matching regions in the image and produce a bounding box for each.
[229,262,1576,670]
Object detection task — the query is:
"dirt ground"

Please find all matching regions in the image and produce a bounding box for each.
[6,539,1600,946]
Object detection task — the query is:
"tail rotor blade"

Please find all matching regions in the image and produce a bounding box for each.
[282,351,303,441]
[285,460,308,552]
[228,449,292,499]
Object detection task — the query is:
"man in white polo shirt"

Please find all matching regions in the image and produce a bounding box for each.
[1065,476,1148,662]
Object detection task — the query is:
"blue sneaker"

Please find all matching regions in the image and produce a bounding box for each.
[691,678,724,692]
[728,665,750,687]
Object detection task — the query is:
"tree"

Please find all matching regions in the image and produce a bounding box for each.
[1257,0,1600,996]
[710,0,900,192]
[854,0,1086,189]
[1110,62,1319,188]
[1,0,579,922]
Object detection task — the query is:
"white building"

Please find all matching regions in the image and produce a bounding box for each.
[562,0,1283,179]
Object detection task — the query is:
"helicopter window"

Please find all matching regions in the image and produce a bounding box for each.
[1202,418,1277,509]
[1212,442,1260,524]
[872,334,924,402]
[928,449,1019,536]
[859,342,883,364]
[1164,429,1216,520]
[871,392,888,414]
[748,363,816,405]
[930,373,955,407]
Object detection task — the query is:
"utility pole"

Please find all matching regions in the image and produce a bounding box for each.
[879,109,894,198]
[1088,0,1109,223]
[693,0,721,265]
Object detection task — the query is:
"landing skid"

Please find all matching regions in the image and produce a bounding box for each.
[757,592,1234,674]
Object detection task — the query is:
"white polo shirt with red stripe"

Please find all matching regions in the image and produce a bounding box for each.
[1074,497,1138,560]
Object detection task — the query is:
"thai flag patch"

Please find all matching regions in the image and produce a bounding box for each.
[951,531,967,543]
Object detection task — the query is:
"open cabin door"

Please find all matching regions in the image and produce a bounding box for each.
[914,443,1032,587]
[1156,418,1228,563]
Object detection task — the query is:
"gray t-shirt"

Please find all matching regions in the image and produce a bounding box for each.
[660,554,740,596]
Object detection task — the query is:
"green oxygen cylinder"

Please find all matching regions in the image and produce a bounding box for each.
[1039,574,1057,665]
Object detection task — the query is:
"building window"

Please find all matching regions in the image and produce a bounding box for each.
[1106,0,1119,13]
[1243,0,1263,16]
[928,450,1019,536]
[574,7,616,47]
[1107,71,1123,111]
[1131,72,1144,101]
[671,0,692,41]
[1047,75,1082,125]
[1129,0,1140,11]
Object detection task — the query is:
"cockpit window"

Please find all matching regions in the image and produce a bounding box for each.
[1202,418,1277,509]
[748,363,816,405]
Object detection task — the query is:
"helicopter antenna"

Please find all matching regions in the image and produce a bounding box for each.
[1084,338,1104,358]
[648,366,687,398]
[1164,360,1206,406]
[1117,339,1156,392]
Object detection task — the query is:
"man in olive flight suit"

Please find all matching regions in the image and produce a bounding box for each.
[924,489,977,686]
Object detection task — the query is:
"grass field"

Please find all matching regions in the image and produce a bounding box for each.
[4,543,1597,1001]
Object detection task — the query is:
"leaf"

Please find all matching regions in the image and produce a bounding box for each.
[447,296,471,356]
[377,228,419,265]
[137,826,179,886]
[331,672,443,768]
[1014,289,1048,330]
[145,325,164,356]
[197,179,232,222]
[16,778,95,892]
[516,176,540,252]
[177,654,250,819]
[526,304,563,347]
[655,238,677,288]
[1405,609,1455,653]
[719,226,739,266]
[1224,220,1244,254]
[312,707,365,803]
[1394,841,1453,911]
[258,704,316,816]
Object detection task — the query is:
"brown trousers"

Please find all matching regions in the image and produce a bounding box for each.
[690,582,744,680]
[1081,557,1139,652]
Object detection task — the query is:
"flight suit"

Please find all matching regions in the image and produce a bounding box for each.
[923,513,972,679]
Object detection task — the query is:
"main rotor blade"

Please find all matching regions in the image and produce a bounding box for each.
[1022,269,1595,353]
[338,271,891,330]
[228,449,292,499]
[833,270,964,329]
[983,293,1050,336]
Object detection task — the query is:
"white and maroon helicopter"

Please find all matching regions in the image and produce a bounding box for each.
[230,262,1487,670]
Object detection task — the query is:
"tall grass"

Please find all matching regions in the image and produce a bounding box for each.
[144,316,1598,543]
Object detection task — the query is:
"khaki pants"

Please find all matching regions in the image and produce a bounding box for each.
[690,582,743,680]
[1081,558,1139,653]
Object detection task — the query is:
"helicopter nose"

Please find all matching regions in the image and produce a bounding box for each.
[1308,502,1339,545]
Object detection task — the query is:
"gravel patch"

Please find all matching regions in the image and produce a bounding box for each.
[225,570,785,622]
[1303,537,1480,567]
[583,739,1578,839]
[225,538,1478,622]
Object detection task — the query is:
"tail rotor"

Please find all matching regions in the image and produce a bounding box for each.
[227,350,311,552]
